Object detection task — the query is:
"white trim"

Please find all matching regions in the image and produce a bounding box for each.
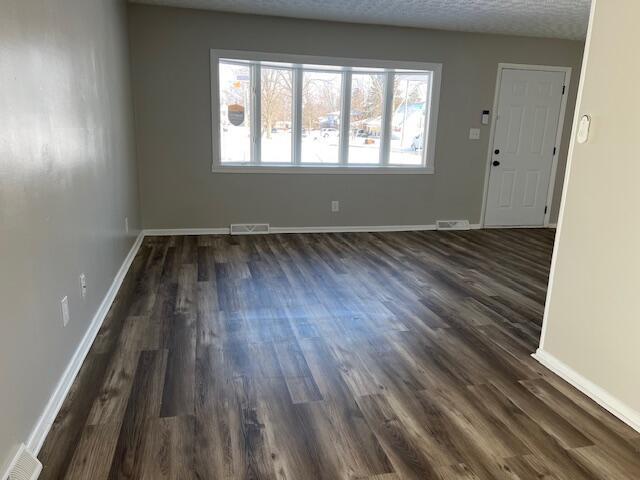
[480,63,572,228]
[210,54,220,169]
[339,71,352,165]
[292,67,303,164]
[547,223,558,229]
[143,224,482,235]
[544,66,572,227]
[211,49,442,174]
[210,165,434,175]
[251,63,261,164]
[27,232,145,454]
[144,227,231,236]
[479,66,502,227]
[270,225,437,233]
[423,68,441,175]
[483,224,553,229]
[533,349,640,433]
[210,49,443,72]
[380,70,395,166]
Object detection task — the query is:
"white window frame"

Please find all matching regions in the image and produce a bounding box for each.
[211,49,442,174]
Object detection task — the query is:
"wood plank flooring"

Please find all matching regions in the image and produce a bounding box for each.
[38,229,640,479]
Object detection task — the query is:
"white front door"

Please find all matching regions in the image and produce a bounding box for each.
[485,68,566,227]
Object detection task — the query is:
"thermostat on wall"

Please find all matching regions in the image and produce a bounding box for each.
[577,114,591,144]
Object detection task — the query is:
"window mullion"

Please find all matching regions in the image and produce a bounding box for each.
[422,71,434,169]
[251,63,261,164]
[211,57,221,169]
[293,66,303,165]
[339,70,352,165]
[380,71,394,166]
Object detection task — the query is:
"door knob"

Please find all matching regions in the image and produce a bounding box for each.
[492,160,500,166]
[494,149,500,155]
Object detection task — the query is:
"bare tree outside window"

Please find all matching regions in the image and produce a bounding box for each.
[301,71,342,164]
[349,73,385,164]
[261,67,293,162]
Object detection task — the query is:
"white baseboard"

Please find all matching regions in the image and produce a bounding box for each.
[26,232,145,455]
[144,224,483,235]
[533,349,640,433]
[270,225,437,233]
[144,227,230,236]
[484,225,552,229]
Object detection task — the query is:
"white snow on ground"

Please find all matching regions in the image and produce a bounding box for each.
[222,129,423,165]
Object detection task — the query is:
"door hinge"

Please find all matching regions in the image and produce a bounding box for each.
[553,147,557,155]
[562,85,566,95]
[544,206,548,214]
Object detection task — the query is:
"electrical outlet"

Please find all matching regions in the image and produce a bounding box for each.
[61,296,70,327]
[79,273,87,299]
[331,201,340,213]
[124,216,129,234]
[469,128,481,140]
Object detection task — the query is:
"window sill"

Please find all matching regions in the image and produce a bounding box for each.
[212,164,435,175]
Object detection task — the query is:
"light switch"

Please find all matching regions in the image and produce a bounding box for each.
[469,128,481,140]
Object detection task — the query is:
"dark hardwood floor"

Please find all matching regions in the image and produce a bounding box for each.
[38,229,640,479]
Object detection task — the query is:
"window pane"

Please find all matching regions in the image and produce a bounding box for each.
[389,73,430,165]
[301,70,342,164]
[219,62,251,163]
[348,73,384,164]
[261,67,293,163]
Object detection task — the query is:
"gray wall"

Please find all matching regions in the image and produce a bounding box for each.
[0,0,139,470]
[128,5,584,229]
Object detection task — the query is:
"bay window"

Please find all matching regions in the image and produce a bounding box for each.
[212,50,441,173]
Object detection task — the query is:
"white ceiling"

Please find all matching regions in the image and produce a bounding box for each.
[132,0,591,40]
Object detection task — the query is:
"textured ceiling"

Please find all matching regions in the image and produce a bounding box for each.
[131,0,591,40]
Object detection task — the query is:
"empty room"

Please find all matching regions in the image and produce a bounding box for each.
[2,0,640,478]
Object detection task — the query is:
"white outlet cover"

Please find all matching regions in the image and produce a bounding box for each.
[61,296,70,327]
[469,128,481,140]
[331,201,340,212]
[125,217,129,233]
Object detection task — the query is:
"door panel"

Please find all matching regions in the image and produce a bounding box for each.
[523,171,541,207]
[499,170,516,207]
[485,68,566,227]
[505,106,524,154]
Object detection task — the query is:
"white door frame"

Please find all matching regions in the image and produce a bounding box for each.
[480,63,572,228]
